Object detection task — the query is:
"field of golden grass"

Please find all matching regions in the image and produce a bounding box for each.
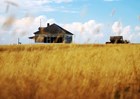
[0,44,140,99]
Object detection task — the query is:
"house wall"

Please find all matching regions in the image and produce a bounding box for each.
[35,35,45,43]
[34,34,73,43]
[64,35,73,43]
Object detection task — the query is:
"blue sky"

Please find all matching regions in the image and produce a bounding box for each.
[0,0,140,44]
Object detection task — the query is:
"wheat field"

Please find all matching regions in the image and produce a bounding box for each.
[0,44,140,99]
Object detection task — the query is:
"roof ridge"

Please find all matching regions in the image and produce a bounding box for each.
[34,23,73,35]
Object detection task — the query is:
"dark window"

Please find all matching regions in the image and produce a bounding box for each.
[44,37,63,43]
[51,37,57,43]
[56,37,63,43]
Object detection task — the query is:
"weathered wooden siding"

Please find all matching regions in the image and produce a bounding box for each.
[35,35,44,42]
[64,35,73,43]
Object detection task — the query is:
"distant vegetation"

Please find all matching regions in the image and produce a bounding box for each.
[0,44,140,99]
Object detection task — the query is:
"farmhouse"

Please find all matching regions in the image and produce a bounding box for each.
[29,23,73,43]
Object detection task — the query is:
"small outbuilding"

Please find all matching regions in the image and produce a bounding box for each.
[106,36,130,44]
[29,23,73,43]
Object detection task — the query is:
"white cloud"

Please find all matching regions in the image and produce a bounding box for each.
[111,21,133,41]
[0,15,56,44]
[63,20,104,43]
[122,26,133,41]
[112,21,122,35]
[122,26,131,35]
[1,15,139,44]
[0,0,74,15]
[21,0,76,15]
[0,15,104,44]
[133,26,140,42]
[135,26,140,31]
[13,15,56,36]
[14,16,103,43]
[0,0,19,14]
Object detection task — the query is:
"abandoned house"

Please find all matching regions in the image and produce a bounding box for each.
[29,23,73,43]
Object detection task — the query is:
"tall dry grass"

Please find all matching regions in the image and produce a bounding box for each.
[0,44,140,99]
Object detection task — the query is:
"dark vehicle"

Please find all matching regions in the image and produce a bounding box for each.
[106,36,130,44]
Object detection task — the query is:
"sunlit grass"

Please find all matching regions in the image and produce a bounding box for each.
[0,44,140,99]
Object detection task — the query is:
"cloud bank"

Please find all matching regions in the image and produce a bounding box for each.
[0,15,104,44]
[64,20,104,43]
[1,15,140,44]
[1,13,140,44]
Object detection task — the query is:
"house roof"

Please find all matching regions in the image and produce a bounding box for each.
[34,23,73,35]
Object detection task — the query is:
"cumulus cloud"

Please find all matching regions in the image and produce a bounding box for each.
[112,21,122,35]
[112,21,132,36]
[0,15,56,44]
[0,15,104,44]
[0,14,138,44]
[111,21,133,41]
[134,26,140,38]
[12,15,56,37]
[135,26,140,31]
[122,26,131,35]
[122,26,133,40]
[13,18,103,44]
[2,15,16,29]
[63,20,104,43]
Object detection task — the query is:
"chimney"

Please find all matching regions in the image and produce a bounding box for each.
[47,23,50,27]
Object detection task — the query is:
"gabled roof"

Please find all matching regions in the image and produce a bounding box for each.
[34,23,73,35]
